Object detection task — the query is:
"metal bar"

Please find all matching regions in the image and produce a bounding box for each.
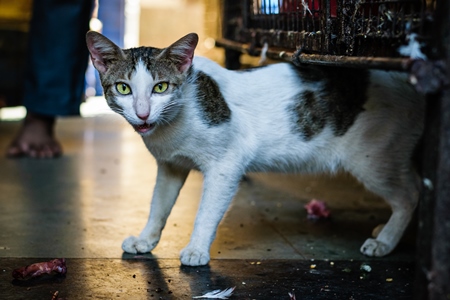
[216,37,294,59]
[293,53,410,70]
[215,38,411,70]
[319,0,325,54]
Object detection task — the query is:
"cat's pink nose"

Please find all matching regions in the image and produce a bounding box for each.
[136,112,149,120]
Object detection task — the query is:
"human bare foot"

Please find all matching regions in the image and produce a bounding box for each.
[6,112,62,158]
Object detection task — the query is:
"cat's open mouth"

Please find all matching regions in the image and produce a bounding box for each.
[135,123,155,134]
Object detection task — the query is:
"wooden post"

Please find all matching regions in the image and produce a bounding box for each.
[221,0,242,70]
[415,0,450,298]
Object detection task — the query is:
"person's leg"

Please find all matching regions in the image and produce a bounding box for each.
[7,0,93,158]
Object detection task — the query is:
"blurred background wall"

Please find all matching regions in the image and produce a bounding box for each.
[0,0,223,109]
[0,0,32,108]
[139,0,221,55]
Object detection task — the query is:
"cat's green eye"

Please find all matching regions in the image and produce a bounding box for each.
[116,83,131,95]
[153,82,168,94]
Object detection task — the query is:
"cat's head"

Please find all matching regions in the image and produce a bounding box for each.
[86,31,198,136]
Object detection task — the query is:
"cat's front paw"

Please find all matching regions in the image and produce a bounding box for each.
[360,238,393,257]
[180,246,210,266]
[122,236,157,254]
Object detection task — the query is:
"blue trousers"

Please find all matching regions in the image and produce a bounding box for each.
[23,0,94,116]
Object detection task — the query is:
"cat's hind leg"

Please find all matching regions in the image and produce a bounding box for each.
[122,163,190,254]
[349,160,420,257]
[360,179,419,256]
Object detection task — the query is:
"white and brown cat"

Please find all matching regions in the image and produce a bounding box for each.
[86,31,424,266]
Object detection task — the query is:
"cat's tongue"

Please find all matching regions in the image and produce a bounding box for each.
[135,123,154,133]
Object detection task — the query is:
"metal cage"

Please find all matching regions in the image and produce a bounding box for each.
[218,0,437,70]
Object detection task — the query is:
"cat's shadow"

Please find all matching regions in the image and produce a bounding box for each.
[180,263,235,296]
[120,252,234,297]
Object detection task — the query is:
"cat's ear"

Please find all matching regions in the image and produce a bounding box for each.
[86,31,125,74]
[163,33,199,73]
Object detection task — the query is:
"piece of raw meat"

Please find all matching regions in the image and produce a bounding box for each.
[304,199,331,219]
[12,258,67,280]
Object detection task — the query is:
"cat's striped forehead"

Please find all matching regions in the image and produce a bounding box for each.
[122,46,159,78]
[126,46,159,62]
[119,46,185,84]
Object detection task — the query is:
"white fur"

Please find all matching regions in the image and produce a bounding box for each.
[113,62,175,126]
[116,57,424,266]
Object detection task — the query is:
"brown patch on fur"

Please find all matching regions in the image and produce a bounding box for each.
[291,65,368,139]
[292,90,327,140]
[195,71,231,126]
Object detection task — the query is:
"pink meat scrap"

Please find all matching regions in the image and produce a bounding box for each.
[304,199,331,219]
[12,258,67,280]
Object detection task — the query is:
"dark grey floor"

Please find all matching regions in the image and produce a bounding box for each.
[0,114,417,299]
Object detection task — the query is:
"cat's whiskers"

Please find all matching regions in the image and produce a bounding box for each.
[156,100,181,126]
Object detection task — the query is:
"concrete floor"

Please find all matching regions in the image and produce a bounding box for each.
[0,114,417,299]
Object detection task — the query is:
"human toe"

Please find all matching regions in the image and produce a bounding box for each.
[6,142,26,158]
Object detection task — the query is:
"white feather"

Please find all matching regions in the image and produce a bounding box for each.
[398,33,427,60]
[192,287,236,299]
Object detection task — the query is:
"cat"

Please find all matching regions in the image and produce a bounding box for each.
[86,31,424,266]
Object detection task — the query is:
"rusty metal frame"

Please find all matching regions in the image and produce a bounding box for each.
[219,0,432,71]
[216,37,411,70]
